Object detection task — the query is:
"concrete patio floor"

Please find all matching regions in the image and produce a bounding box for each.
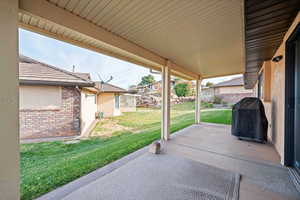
[167,123,298,200]
[37,123,299,200]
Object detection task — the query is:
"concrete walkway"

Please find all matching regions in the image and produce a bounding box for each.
[36,123,299,200]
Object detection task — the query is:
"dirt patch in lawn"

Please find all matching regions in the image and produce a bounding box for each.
[90,119,133,138]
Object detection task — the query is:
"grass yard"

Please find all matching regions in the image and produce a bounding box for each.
[21,103,231,200]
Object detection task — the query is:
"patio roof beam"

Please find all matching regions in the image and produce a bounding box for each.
[19,22,163,73]
[168,61,199,80]
[19,0,164,66]
[19,0,198,81]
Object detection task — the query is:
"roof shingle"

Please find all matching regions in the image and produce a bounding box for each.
[213,77,244,88]
[94,82,127,93]
[19,55,94,87]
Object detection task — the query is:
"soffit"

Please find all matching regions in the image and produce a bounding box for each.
[244,0,300,88]
[19,0,245,79]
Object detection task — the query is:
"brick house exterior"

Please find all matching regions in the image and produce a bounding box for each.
[20,87,81,139]
[19,55,94,139]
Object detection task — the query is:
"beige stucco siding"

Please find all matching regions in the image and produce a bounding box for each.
[97,93,118,117]
[267,43,285,163]
[260,12,300,164]
[81,90,97,134]
[218,86,253,94]
[20,85,61,110]
[20,86,81,139]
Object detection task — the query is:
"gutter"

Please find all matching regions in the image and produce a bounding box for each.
[19,79,95,87]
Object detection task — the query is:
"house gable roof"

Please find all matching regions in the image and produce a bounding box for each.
[71,72,91,81]
[95,82,127,93]
[19,55,94,87]
[213,77,244,88]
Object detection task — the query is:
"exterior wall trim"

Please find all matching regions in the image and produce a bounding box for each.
[284,23,300,166]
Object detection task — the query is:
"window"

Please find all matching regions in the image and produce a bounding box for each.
[115,94,120,109]
[20,85,61,110]
[258,70,264,99]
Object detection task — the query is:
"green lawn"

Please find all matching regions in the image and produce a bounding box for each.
[21,103,231,200]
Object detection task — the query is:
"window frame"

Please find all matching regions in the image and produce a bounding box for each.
[114,94,120,109]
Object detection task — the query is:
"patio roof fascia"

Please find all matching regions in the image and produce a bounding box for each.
[19,0,199,81]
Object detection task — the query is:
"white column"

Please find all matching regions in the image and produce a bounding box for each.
[195,78,202,124]
[161,64,171,141]
[0,0,20,199]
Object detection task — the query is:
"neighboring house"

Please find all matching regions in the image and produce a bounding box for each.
[202,77,254,104]
[120,94,139,113]
[135,79,176,96]
[95,82,136,117]
[201,86,215,102]
[19,56,138,139]
[134,79,197,107]
[135,81,162,95]
[19,55,96,139]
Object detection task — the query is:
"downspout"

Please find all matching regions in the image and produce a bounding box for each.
[75,85,82,135]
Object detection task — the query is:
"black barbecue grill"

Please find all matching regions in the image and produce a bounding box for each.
[231,97,268,143]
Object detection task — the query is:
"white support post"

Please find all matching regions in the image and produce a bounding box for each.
[0,0,20,199]
[195,77,202,124]
[161,63,171,141]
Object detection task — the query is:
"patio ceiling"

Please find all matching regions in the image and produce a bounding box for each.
[244,0,300,88]
[19,0,245,80]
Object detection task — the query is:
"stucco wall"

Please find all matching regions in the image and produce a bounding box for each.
[81,90,97,134]
[20,85,61,110]
[260,12,300,164]
[269,47,285,162]
[20,86,81,139]
[97,93,116,117]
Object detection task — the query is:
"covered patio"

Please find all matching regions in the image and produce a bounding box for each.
[1,0,300,199]
[36,123,298,200]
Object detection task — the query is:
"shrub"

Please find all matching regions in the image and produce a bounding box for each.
[201,101,213,108]
[222,101,228,106]
[174,83,190,97]
[213,95,223,104]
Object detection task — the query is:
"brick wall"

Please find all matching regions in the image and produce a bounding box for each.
[20,86,81,139]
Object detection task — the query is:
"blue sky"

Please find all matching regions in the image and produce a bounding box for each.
[19,28,241,89]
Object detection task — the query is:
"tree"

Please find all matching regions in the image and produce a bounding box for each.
[205,82,214,87]
[138,75,155,86]
[174,83,190,97]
